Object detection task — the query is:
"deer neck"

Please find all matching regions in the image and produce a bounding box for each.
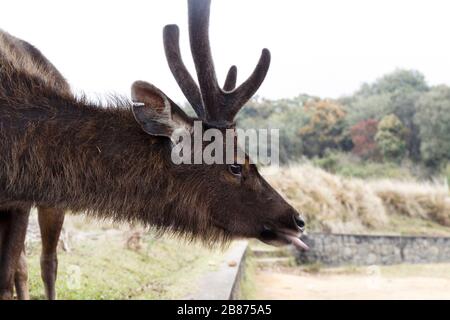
[1,94,177,222]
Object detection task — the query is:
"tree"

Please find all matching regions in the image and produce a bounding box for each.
[389,89,422,160]
[415,85,450,168]
[356,69,428,96]
[298,99,348,157]
[344,69,429,161]
[350,119,379,160]
[345,93,392,125]
[375,114,407,162]
[236,96,313,163]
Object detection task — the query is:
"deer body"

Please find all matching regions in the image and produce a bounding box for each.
[0,0,306,300]
[0,95,190,229]
[0,29,68,299]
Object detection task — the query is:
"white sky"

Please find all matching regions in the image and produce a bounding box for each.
[2,0,450,104]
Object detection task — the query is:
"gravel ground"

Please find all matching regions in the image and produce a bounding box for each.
[253,265,450,300]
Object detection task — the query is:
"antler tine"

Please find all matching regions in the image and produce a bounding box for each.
[163,24,205,118]
[225,49,271,121]
[188,0,222,121]
[223,66,237,92]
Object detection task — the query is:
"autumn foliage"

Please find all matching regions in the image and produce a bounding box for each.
[350,119,379,159]
[299,99,348,157]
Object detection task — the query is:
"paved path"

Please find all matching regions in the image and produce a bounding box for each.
[253,269,450,300]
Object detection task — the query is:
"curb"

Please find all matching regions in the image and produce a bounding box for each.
[187,240,248,300]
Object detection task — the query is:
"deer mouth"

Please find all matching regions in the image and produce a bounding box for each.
[259,227,309,251]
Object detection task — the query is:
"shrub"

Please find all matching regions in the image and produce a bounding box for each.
[443,163,450,186]
[312,152,414,180]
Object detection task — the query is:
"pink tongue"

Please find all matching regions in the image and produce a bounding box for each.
[285,234,309,251]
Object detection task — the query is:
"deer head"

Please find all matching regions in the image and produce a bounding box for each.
[130,0,307,250]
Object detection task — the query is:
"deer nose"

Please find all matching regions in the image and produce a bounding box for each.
[294,215,306,232]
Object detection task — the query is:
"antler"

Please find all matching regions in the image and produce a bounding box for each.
[223,66,237,92]
[163,0,271,127]
[163,25,205,119]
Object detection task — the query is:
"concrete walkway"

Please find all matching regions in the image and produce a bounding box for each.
[186,241,248,300]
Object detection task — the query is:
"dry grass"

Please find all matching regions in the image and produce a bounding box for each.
[370,179,450,226]
[262,165,450,234]
[26,214,225,300]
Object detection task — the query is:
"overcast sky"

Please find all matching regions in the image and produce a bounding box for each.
[2,0,450,104]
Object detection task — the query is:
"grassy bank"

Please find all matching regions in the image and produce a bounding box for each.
[25,216,224,300]
[262,165,450,235]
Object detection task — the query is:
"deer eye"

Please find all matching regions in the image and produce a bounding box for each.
[228,164,242,177]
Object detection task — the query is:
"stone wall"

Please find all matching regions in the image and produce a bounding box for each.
[296,233,450,266]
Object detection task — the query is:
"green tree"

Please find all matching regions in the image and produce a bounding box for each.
[375,114,407,162]
[389,89,422,160]
[343,69,429,160]
[236,96,313,163]
[358,69,428,96]
[346,93,392,125]
[415,85,450,168]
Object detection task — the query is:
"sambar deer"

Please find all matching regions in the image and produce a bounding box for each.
[0,30,68,299]
[0,0,307,300]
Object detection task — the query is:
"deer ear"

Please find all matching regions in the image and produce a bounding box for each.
[131,81,193,138]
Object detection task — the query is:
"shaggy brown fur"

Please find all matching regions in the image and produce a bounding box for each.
[0,30,69,94]
[0,29,68,300]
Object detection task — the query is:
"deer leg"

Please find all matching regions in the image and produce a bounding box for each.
[38,206,65,300]
[0,214,12,299]
[0,204,30,300]
[14,249,30,300]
